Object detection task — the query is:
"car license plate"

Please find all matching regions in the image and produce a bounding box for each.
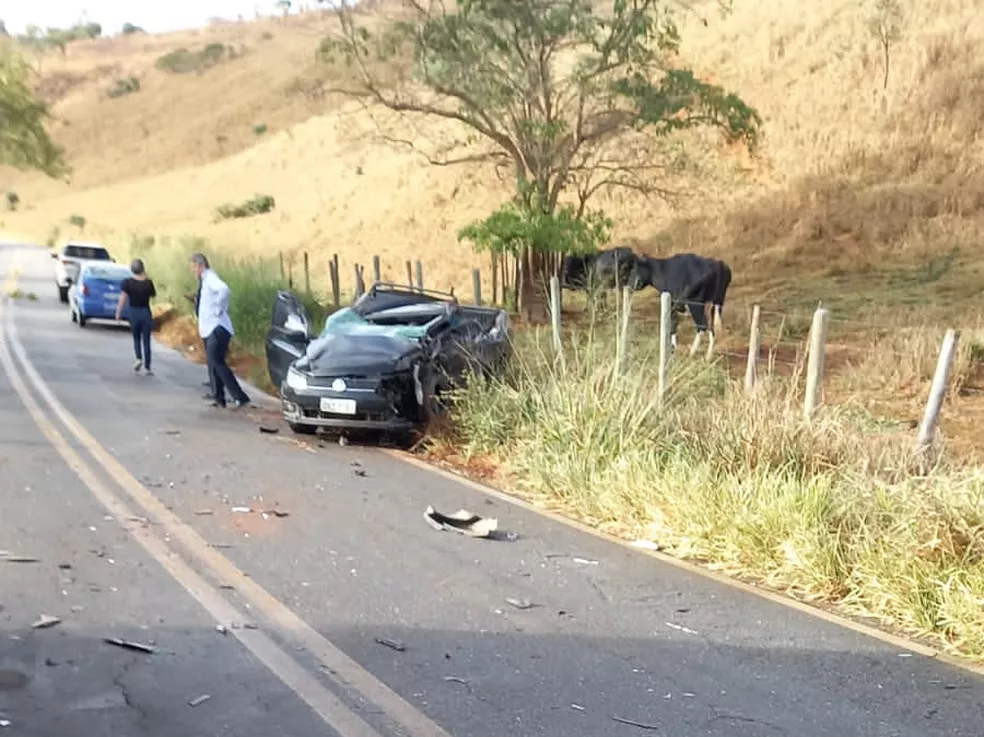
[320,397,357,415]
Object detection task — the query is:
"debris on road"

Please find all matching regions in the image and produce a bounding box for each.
[353,468,367,477]
[1,552,39,563]
[231,506,252,514]
[194,509,214,516]
[338,436,348,446]
[104,638,157,654]
[264,508,289,518]
[572,557,599,566]
[258,424,279,435]
[188,694,211,707]
[665,621,699,636]
[160,429,181,436]
[571,703,585,711]
[209,543,233,549]
[216,625,229,635]
[375,637,407,652]
[611,715,660,731]
[57,563,72,570]
[630,540,660,551]
[505,597,535,610]
[32,614,61,629]
[0,718,10,728]
[443,676,468,685]
[423,505,498,538]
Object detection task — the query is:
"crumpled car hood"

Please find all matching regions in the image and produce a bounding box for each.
[296,307,428,377]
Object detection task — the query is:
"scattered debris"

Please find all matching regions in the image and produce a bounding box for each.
[443,676,468,685]
[104,638,156,654]
[258,425,279,435]
[630,540,659,551]
[243,623,259,630]
[0,718,9,728]
[219,584,235,590]
[338,436,349,446]
[194,509,214,516]
[231,506,252,514]
[57,563,72,570]
[188,694,211,707]
[1,553,39,563]
[32,614,61,629]
[423,506,498,538]
[665,621,699,636]
[216,625,229,635]
[611,715,660,731]
[571,703,585,711]
[375,637,407,652]
[264,509,289,518]
[209,543,233,549]
[70,606,84,613]
[572,557,599,566]
[353,467,367,477]
[160,429,181,436]
[505,597,534,610]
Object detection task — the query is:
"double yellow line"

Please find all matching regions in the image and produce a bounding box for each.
[0,286,452,737]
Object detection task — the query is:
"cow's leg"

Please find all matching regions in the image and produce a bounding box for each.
[705,327,716,360]
[687,301,708,358]
[713,304,723,333]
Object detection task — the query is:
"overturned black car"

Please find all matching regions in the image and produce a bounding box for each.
[265,283,512,437]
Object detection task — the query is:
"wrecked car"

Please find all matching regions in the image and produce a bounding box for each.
[264,282,512,436]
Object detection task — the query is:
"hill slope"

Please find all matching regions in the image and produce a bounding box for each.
[2,0,982,317]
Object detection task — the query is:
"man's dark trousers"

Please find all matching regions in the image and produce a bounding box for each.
[205,326,250,406]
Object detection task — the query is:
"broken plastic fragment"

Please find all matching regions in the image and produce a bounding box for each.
[375,637,407,652]
[423,506,498,538]
[104,638,156,654]
[189,694,211,707]
[32,614,61,629]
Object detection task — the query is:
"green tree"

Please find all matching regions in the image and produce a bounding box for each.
[319,0,761,319]
[0,47,68,177]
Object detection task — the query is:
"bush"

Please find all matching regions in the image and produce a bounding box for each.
[5,191,19,211]
[154,43,232,74]
[69,214,86,231]
[121,23,143,35]
[252,123,268,136]
[215,194,275,221]
[447,311,984,658]
[106,76,140,99]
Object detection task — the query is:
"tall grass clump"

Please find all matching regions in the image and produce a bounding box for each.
[449,309,984,659]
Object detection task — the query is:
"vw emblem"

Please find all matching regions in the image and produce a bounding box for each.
[331,378,347,392]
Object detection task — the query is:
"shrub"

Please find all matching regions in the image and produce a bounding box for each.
[68,214,86,231]
[5,191,19,211]
[447,311,984,658]
[106,76,140,99]
[154,43,232,74]
[215,194,276,221]
[252,123,268,136]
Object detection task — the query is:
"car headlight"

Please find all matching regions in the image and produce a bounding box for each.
[285,366,308,391]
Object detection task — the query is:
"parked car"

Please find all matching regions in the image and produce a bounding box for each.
[69,262,134,328]
[265,282,512,437]
[52,241,114,304]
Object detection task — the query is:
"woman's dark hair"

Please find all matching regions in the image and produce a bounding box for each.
[130,258,146,275]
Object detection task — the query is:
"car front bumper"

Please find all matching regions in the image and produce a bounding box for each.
[279,377,419,431]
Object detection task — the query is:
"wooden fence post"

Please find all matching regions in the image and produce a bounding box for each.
[803,307,830,421]
[303,252,310,294]
[353,264,365,300]
[279,252,285,283]
[329,261,339,306]
[658,291,672,401]
[744,304,761,394]
[914,328,960,458]
[287,258,294,290]
[549,275,563,358]
[332,254,340,305]
[405,260,413,289]
[372,255,381,284]
[491,253,499,305]
[415,260,423,292]
[618,285,632,374]
[472,268,482,306]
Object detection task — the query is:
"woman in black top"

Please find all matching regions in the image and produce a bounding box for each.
[116,258,157,376]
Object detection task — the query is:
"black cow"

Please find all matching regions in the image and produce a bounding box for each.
[559,246,639,292]
[631,253,732,356]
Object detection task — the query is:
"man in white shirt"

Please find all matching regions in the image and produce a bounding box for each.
[190,253,251,409]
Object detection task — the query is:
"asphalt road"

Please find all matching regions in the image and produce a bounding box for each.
[2,242,984,737]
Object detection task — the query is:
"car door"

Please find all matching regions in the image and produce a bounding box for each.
[265,291,312,389]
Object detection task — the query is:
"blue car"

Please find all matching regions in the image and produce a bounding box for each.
[68,262,134,328]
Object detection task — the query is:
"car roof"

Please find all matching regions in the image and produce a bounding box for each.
[63,240,109,249]
[82,263,131,278]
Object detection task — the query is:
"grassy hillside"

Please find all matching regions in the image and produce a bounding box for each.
[2,0,981,319]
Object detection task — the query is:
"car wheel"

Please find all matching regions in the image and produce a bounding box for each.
[58,286,69,304]
[70,306,77,323]
[77,312,87,328]
[288,422,317,435]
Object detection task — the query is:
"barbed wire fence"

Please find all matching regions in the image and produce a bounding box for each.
[277,248,975,464]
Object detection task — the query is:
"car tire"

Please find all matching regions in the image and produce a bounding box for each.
[77,312,87,328]
[58,285,69,304]
[70,306,77,323]
[288,422,317,435]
